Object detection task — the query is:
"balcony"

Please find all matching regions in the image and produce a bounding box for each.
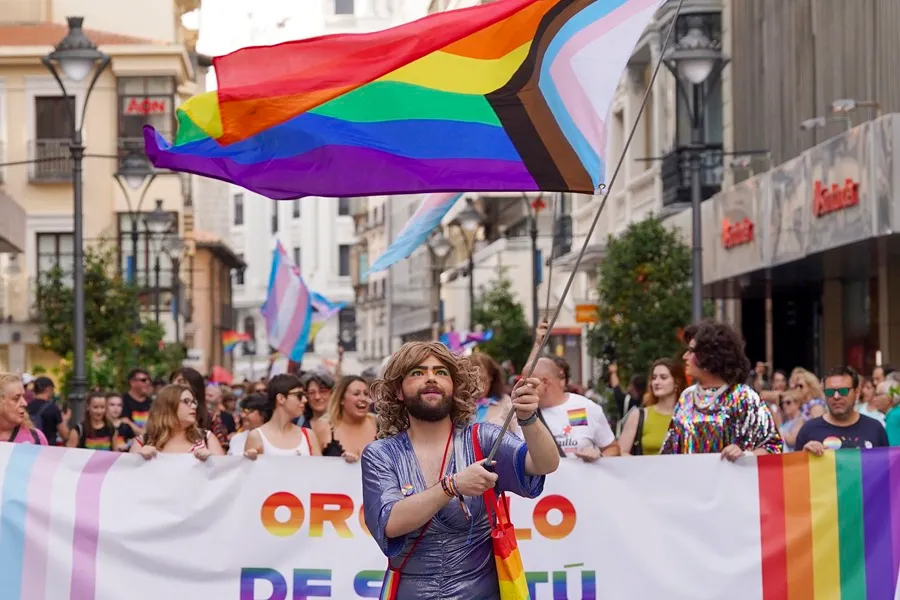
[29,139,73,183]
[661,144,724,208]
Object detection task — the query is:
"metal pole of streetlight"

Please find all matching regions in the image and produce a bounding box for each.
[528,206,539,332]
[467,249,475,332]
[154,254,162,324]
[42,17,111,424]
[690,82,704,323]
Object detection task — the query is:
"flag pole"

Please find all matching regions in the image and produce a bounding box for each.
[485,0,687,464]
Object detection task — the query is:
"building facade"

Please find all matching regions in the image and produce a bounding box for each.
[0,0,244,375]
[700,0,900,376]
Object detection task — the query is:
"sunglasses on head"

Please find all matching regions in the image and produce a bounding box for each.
[824,387,852,398]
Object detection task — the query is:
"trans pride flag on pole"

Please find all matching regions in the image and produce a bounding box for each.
[143,0,663,199]
[262,242,313,362]
[367,192,462,274]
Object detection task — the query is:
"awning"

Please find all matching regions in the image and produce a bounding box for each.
[552,243,606,271]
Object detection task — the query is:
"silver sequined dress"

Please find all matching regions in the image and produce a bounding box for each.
[361,423,544,600]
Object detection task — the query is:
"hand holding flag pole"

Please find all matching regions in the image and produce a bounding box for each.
[483,0,687,465]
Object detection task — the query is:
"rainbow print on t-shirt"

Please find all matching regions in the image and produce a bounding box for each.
[131,410,149,429]
[567,408,588,427]
[84,436,113,451]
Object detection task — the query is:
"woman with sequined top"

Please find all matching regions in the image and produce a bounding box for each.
[661,321,783,461]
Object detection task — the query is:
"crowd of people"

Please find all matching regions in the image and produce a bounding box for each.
[3,319,900,599]
[1,320,898,462]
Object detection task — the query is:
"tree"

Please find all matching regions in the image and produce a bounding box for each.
[589,216,693,385]
[471,269,533,371]
[36,246,184,394]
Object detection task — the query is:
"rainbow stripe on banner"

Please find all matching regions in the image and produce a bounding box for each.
[757,448,900,600]
[0,445,120,600]
[144,0,663,199]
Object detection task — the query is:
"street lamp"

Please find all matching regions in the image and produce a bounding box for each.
[426,228,453,340]
[664,13,728,324]
[42,16,111,420]
[144,199,177,324]
[520,193,547,332]
[450,198,486,331]
[799,115,852,132]
[831,98,882,118]
[114,152,156,284]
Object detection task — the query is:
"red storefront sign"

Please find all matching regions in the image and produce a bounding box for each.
[813,177,860,217]
[721,217,754,249]
[124,97,169,116]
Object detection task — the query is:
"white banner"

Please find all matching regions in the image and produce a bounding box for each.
[1,444,898,600]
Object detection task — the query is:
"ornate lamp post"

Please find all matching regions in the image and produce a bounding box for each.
[664,13,728,323]
[144,199,179,325]
[449,199,486,331]
[114,153,156,283]
[42,17,111,419]
[425,228,452,340]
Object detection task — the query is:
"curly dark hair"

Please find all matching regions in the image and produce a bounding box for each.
[370,341,480,439]
[684,320,751,387]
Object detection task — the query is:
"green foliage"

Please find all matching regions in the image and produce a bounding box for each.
[471,269,533,371]
[589,216,692,382]
[36,246,184,395]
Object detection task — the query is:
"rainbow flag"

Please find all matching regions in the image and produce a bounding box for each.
[757,448,900,599]
[222,330,251,352]
[143,0,662,199]
[368,193,462,274]
[567,408,588,426]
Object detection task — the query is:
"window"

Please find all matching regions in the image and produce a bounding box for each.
[36,233,74,283]
[335,0,354,15]
[117,77,175,167]
[233,193,244,226]
[116,213,179,289]
[338,244,351,276]
[338,197,351,216]
[235,254,245,285]
[33,96,75,181]
[338,307,357,351]
[292,199,301,219]
[271,202,279,234]
[293,246,301,268]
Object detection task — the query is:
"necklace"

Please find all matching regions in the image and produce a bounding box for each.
[693,384,729,411]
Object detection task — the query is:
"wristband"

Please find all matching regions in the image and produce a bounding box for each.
[517,411,539,427]
[440,475,454,498]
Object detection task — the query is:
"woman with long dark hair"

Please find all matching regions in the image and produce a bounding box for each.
[67,391,119,451]
[170,368,210,428]
[244,374,322,458]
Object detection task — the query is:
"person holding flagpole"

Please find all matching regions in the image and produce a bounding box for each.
[361,341,559,599]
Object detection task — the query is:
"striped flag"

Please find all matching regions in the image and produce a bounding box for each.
[366,192,462,275]
[262,242,313,362]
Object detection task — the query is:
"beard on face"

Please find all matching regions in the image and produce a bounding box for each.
[404,386,453,422]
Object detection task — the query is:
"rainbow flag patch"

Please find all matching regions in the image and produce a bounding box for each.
[567,408,588,427]
[400,484,415,497]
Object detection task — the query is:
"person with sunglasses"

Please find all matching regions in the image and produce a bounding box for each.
[244,374,322,458]
[794,366,889,455]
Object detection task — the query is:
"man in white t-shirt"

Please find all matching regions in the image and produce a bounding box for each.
[532,356,619,460]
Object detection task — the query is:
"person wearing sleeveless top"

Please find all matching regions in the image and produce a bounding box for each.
[312,375,376,462]
[618,359,685,456]
[131,384,223,461]
[244,373,322,459]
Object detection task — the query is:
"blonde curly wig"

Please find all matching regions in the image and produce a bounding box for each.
[370,342,480,439]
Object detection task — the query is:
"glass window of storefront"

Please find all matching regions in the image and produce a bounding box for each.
[117,77,176,165]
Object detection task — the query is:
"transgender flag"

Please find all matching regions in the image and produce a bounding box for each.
[262,241,313,362]
[366,193,462,275]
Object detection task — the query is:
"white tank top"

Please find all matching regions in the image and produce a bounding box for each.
[258,427,312,456]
